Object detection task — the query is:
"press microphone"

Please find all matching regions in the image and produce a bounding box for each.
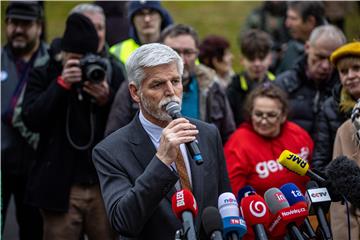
[240,194,270,240]
[264,188,307,240]
[237,185,256,203]
[325,155,360,209]
[171,189,198,240]
[278,150,326,183]
[280,183,317,240]
[201,206,224,240]
[218,192,247,240]
[305,181,332,240]
[166,101,203,165]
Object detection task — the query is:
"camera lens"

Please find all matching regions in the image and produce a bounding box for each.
[85,64,106,83]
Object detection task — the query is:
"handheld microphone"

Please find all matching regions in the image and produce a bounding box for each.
[201,206,224,240]
[278,150,326,183]
[218,192,247,240]
[325,155,360,209]
[171,189,198,240]
[264,188,307,240]
[305,181,332,240]
[166,101,203,165]
[280,183,317,240]
[237,185,256,203]
[240,194,270,240]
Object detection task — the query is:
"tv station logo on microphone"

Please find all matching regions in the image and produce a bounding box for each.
[249,200,266,218]
[306,188,331,202]
[230,217,246,226]
[221,197,238,208]
[285,154,307,168]
[176,190,185,207]
[274,192,287,203]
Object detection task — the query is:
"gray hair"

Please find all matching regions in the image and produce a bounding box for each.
[126,43,184,87]
[309,25,347,47]
[70,3,104,17]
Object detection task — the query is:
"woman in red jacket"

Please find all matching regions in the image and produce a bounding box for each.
[224,83,313,197]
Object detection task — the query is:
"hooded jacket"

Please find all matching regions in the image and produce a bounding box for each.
[109,1,173,64]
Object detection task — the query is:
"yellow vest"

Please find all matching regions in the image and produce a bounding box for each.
[239,72,276,91]
[109,38,140,64]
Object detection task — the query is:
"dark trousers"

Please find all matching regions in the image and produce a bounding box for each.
[2,172,43,240]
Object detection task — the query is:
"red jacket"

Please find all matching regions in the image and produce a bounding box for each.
[224,121,313,197]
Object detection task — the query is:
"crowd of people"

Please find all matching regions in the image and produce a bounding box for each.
[1,1,359,240]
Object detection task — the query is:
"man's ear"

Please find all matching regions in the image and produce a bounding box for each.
[129,83,140,103]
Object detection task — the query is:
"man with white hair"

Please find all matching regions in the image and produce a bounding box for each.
[275,25,346,139]
[93,43,231,239]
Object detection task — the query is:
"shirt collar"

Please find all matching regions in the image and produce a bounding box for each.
[139,110,163,144]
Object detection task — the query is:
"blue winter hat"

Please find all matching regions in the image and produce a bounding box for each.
[127,1,173,44]
[128,1,164,21]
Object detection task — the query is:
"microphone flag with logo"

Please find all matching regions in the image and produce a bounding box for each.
[264,188,307,239]
[240,194,270,240]
[172,189,198,240]
[278,150,326,183]
[218,192,247,240]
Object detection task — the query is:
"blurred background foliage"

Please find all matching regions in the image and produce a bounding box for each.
[1,1,359,72]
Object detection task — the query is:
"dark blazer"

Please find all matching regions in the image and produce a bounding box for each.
[93,114,231,239]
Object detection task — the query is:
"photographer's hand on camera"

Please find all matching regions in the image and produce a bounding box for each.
[61,59,82,86]
[82,79,110,106]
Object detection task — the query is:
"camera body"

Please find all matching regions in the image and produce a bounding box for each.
[79,53,107,83]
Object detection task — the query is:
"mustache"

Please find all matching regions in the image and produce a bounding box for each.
[159,96,182,109]
[10,33,27,39]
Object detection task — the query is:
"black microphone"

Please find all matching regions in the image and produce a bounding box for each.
[201,206,224,240]
[305,181,332,240]
[166,101,203,165]
[325,155,360,209]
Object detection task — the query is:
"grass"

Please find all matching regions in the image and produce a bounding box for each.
[1,1,359,71]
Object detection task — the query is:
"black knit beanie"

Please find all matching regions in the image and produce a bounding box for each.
[61,13,99,54]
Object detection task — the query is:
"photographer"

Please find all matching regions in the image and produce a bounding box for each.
[22,13,119,239]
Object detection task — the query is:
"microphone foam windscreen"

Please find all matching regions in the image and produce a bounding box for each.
[278,150,309,176]
[218,192,239,218]
[325,155,360,209]
[280,183,305,206]
[240,194,270,225]
[171,189,198,219]
[201,206,223,237]
[237,185,256,203]
[264,188,290,214]
[165,101,181,117]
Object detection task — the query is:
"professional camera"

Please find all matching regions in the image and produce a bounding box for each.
[79,53,107,83]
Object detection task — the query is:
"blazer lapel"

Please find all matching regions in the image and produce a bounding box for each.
[188,121,205,211]
[129,114,177,201]
[129,115,156,170]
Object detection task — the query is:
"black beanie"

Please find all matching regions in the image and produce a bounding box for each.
[61,13,99,54]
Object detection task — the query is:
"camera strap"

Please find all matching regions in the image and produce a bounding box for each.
[65,102,95,151]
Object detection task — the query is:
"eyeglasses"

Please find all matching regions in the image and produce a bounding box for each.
[172,48,198,57]
[252,110,281,123]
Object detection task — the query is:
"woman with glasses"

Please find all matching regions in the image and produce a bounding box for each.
[224,83,313,196]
